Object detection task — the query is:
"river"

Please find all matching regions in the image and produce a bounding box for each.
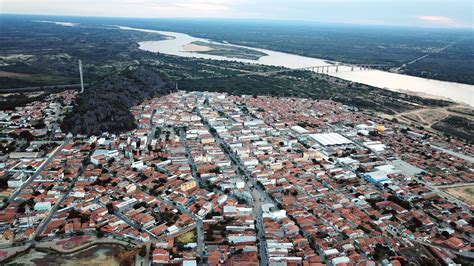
[118,26,474,106]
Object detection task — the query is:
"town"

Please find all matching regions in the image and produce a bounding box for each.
[0,90,473,265]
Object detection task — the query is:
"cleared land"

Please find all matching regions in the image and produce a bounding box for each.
[393,104,474,141]
[443,185,474,205]
[175,230,196,245]
[0,71,33,78]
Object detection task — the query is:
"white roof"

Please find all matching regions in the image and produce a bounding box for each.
[309,133,352,146]
[364,141,386,152]
[332,256,350,265]
[167,225,178,232]
[324,248,340,256]
[290,126,309,134]
[34,202,51,208]
[183,260,197,266]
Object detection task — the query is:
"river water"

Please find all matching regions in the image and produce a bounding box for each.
[119,26,474,106]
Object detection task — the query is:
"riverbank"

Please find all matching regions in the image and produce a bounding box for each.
[119,26,474,106]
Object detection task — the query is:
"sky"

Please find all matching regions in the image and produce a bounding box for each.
[1,0,473,28]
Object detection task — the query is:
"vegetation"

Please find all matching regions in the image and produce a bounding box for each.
[402,38,474,85]
[432,116,474,142]
[189,41,267,60]
[90,17,474,84]
[138,245,147,257]
[61,68,172,135]
[0,15,461,134]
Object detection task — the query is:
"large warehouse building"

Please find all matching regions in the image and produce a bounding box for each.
[308,133,353,147]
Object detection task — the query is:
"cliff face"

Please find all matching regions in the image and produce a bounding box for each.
[61,68,172,135]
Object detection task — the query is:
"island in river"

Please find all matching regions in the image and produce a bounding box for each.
[126,26,474,106]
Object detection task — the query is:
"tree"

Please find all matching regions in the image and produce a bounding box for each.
[441,231,450,238]
[19,130,35,142]
[139,245,147,257]
[106,203,114,214]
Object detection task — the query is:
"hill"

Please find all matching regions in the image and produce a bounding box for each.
[61,68,173,135]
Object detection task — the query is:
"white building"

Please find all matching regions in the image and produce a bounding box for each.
[34,202,52,211]
[7,172,27,188]
[309,133,352,147]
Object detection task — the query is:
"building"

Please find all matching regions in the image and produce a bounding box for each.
[7,172,27,188]
[34,202,52,211]
[309,133,352,147]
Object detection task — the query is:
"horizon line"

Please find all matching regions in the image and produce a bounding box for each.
[1,12,473,31]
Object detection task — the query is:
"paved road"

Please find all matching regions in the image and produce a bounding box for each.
[145,109,157,149]
[430,144,474,163]
[145,111,206,259]
[417,178,472,213]
[3,139,70,208]
[196,219,206,260]
[198,110,269,266]
[157,194,208,264]
[434,182,474,189]
[33,143,87,239]
[179,128,203,187]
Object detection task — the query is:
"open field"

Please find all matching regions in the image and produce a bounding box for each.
[175,230,196,245]
[393,103,474,141]
[0,71,33,78]
[443,185,474,205]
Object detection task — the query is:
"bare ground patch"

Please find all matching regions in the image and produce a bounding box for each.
[444,185,474,205]
[0,71,33,78]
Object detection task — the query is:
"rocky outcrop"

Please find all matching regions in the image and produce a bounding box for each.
[61,68,172,135]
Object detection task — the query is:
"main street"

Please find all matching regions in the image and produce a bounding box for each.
[3,139,70,208]
[197,108,270,266]
[33,144,90,239]
[178,128,206,261]
[179,128,204,187]
[148,104,207,262]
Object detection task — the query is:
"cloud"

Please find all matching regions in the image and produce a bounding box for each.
[416,15,466,27]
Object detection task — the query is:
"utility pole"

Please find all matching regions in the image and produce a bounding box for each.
[78,59,84,93]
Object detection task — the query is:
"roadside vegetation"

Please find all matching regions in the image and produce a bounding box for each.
[432,116,474,142]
